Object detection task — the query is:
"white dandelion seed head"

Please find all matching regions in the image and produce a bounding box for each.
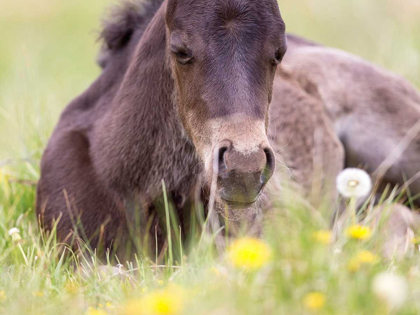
[8,228,20,236]
[372,272,408,310]
[336,168,372,199]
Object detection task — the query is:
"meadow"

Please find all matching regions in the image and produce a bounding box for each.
[1,0,420,314]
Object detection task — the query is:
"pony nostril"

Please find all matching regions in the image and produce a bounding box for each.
[217,144,274,203]
[261,147,275,185]
[264,148,275,171]
[218,146,229,170]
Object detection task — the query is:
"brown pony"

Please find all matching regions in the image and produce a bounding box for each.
[37,0,420,258]
[37,0,287,254]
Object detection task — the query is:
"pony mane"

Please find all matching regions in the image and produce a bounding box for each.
[98,0,164,66]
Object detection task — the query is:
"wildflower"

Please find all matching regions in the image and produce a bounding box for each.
[124,286,185,315]
[33,291,44,297]
[227,237,272,270]
[346,225,372,240]
[64,281,79,295]
[357,250,378,263]
[412,237,420,245]
[313,230,332,245]
[8,228,28,264]
[303,292,326,310]
[336,168,372,199]
[117,263,124,273]
[348,250,378,272]
[8,228,22,243]
[86,307,107,315]
[372,272,408,311]
[98,302,114,310]
[105,302,114,309]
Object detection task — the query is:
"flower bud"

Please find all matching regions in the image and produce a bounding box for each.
[8,228,22,243]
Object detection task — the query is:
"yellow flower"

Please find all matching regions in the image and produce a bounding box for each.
[348,250,378,272]
[105,302,114,309]
[86,307,107,315]
[313,230,332,245]
[346,225,372,240]
[98,302,114,310]
[64,281,79,295]
[124,286,185,315]
[0,291,6,302]
[357,250,378,263]
[303,292,326,310]
[33,291,44,297]
[227,237,272,270]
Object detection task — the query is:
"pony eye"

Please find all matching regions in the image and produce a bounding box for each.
[272,48,286,65]
[171,46,193,65]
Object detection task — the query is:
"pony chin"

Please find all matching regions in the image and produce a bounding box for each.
[213,192,267,221]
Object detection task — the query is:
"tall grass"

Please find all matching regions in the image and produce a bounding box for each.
[0,0,420,314]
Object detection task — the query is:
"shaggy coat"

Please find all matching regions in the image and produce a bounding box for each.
[37,0,420,257]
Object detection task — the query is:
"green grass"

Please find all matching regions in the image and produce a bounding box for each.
[0,0,420,314]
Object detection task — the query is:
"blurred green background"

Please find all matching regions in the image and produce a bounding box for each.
[0,0,419,162]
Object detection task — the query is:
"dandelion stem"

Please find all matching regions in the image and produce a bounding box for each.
[349,197,357,224]
[18,243,29,266]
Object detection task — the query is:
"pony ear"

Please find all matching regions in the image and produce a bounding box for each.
[98,0,164,68]
[99,1,143,51]
[100,0,164,51]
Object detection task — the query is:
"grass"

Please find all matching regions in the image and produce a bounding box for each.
[0,0,420,314]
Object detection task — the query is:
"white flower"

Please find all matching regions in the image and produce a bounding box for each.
[8,228,20,236]
[372,272,408,310]
[8,227,22,243]
[117,264,124,273]
[336,168,372,198]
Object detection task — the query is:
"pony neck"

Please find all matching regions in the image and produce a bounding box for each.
[93,5,197,197]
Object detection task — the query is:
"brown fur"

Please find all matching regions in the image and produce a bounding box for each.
[283,39,420,195]
[269,68,344,207]
[282,38,420,256]
[37,0,286,254]
[37,0,420,258]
